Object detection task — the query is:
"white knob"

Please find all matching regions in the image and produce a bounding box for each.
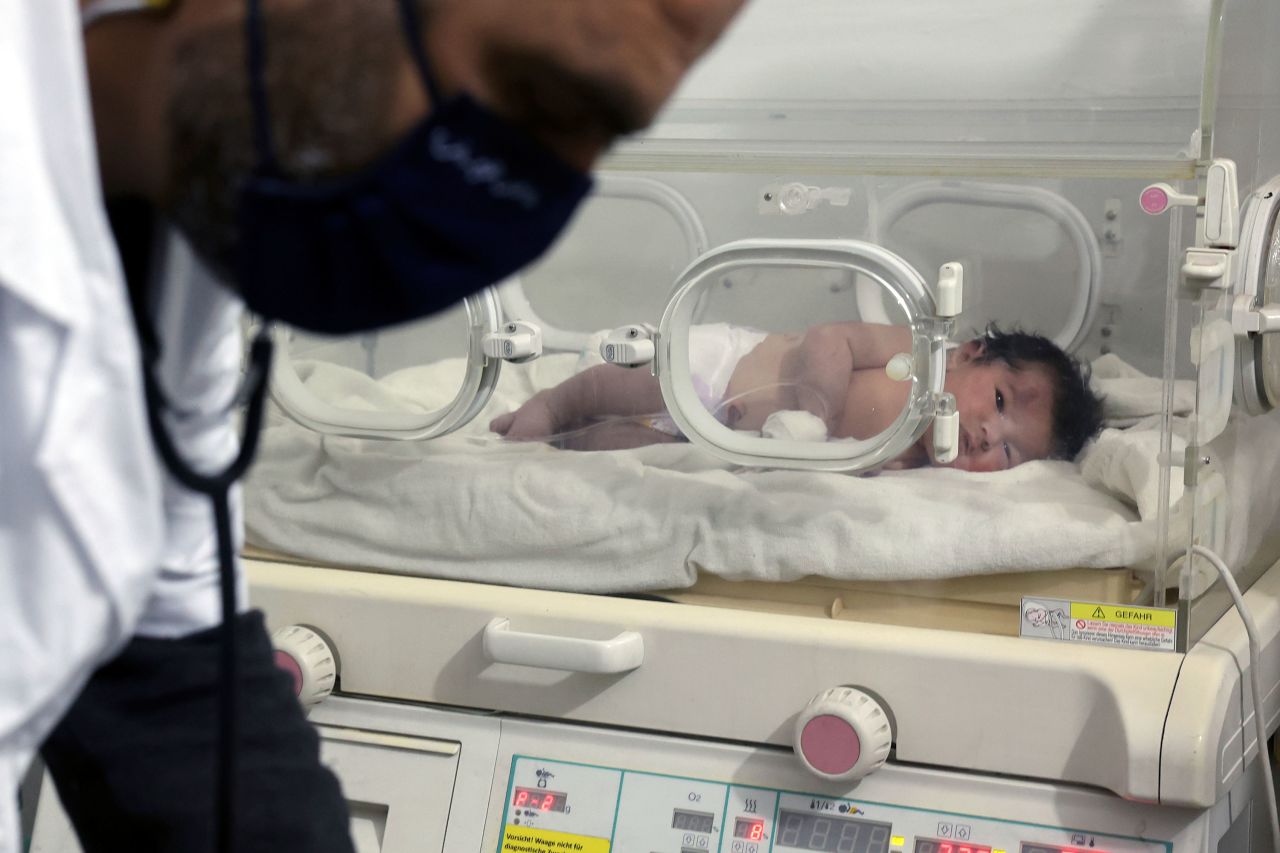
[794,687,893,782]
[884,353,913,382]
[272,625,338,709]
[1139,182,1198,215]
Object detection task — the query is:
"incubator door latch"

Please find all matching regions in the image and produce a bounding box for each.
[601,324,658,368]
[935,262,964,317]
[932,392,959,464]
[482,320,543,363]
[1231,295,1280,337]
[1141,158,1239,249]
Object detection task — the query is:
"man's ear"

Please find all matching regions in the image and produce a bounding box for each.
[948,339,985,367]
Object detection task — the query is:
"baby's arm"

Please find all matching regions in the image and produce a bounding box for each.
[491,363,667,440]
[552,363,668,422]
[791,322,913,430]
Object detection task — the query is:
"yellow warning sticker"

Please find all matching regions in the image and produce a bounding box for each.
[1020,597,1177,652]
[501,826,610,853]
[1069,603,1177,628]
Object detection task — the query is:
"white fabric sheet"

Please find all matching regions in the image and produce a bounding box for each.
[244,354,1197,592]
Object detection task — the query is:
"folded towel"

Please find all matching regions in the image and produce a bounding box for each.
[1080,421,1184,520]
[1090,353,1195,427]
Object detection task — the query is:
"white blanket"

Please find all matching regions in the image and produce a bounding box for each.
[244,354,1191,592]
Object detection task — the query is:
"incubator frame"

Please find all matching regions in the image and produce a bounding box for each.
[267,289,503,440]
[1233,175,1280,415]
[656,239,952,472]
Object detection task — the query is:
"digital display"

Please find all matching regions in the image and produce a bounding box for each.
[914,841,992,853]
[1021,846,1111,853]
[672,809,715,834]
[734,818,766,841]
[775,809,892,853]
[512,787,567,812]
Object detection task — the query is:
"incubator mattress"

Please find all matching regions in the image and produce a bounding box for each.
[243,353,1198,594]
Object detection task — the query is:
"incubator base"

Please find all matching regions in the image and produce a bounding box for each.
[28,558,1280,852]
[29,694,1275,852]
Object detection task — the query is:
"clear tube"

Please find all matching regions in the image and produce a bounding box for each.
[485,381,828,449]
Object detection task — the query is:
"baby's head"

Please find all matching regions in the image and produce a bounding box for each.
[934,326,1104,472]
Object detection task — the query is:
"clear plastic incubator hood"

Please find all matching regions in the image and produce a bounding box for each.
[252,0,1280,649]
[150,1,1280,851]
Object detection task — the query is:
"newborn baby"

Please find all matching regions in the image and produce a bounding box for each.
[491,322,1103,471]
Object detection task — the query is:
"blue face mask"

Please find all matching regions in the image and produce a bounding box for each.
[236,0,593,334]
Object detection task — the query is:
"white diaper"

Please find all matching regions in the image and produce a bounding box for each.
[576,323,768,437]
[648,323,768,436]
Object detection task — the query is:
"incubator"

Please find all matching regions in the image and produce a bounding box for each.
[31,0,1280,851]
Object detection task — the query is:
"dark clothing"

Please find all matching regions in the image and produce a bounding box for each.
[41,610,354,853]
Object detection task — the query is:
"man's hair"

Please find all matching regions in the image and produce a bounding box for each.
[973,325,1105,460]
[166,0,409,276]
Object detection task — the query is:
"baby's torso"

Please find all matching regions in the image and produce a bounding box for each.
[720,332,803,429]
[835,368,913,441]
[723,332,913,439]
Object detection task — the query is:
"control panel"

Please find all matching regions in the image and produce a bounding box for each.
[495,758,1169,853]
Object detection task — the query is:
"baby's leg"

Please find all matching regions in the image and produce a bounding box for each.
[490,363,667,441]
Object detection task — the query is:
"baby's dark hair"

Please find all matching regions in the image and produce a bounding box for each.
[972,325,1105,460]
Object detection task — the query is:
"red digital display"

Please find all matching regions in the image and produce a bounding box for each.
[734,818,766,841]
[513,787,568,812]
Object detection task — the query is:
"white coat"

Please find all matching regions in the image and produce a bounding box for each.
[0,0,163,846]
[0,2,245,849]
[141,234,247,639]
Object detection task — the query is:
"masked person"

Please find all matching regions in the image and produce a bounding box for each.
[0,1,746,851]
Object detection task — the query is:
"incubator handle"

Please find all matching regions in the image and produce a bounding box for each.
[483,617,645,673]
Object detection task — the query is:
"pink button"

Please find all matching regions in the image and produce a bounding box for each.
[800,714,861,776]
[274,650,304,696]
[1140,186,1169,215]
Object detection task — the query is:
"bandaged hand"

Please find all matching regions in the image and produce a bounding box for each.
[426,0,746,169]
[761,410,830,443]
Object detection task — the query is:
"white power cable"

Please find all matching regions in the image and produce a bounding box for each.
[1191,545,1280,849]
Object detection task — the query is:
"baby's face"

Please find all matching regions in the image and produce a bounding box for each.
[928,351,1056,472]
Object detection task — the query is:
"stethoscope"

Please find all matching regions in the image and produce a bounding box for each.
[139,326,274,853]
